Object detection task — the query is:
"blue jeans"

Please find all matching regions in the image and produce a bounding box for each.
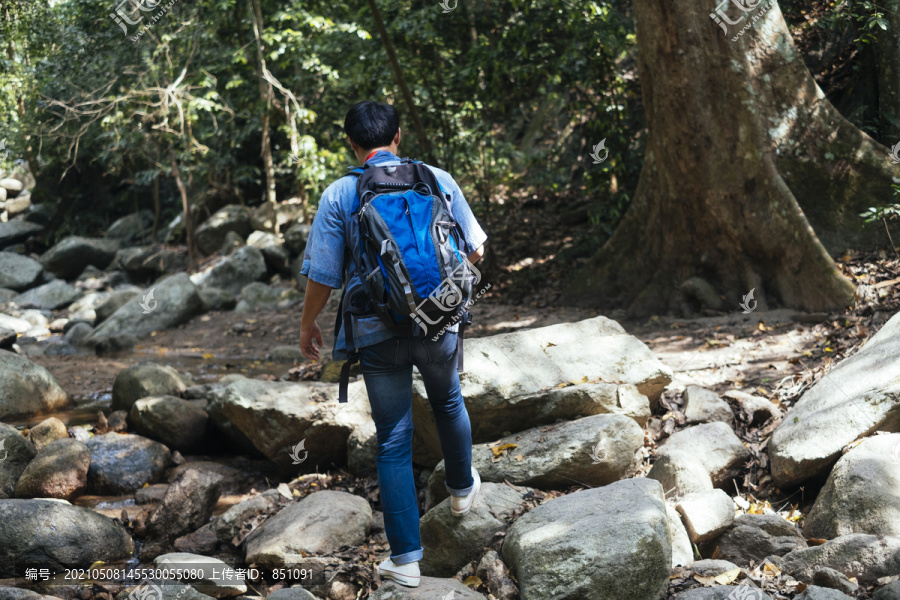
[358,330,475,565]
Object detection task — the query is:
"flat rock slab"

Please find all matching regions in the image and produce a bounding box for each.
[220,378,370,471]
[778,533,900,584]
[711,513,807,567]
[244,490,371,566]
[412,315,670,465]
[502,478,671,600]
[426,413,643,507]
[770,311,900,488]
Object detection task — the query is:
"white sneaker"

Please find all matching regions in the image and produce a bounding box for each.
[376,557,420,588]
[450,466,481,517]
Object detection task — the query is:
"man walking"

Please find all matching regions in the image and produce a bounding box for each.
[298,101,487,588]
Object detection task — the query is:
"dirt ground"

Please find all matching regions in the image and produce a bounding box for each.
[27,295,836,429]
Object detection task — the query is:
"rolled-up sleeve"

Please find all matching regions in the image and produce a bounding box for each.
[300,184,346,289]
[432,168,487,255]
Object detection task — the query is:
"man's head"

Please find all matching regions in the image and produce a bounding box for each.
[344,101,401,161]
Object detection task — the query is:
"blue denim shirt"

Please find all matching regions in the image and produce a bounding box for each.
[301,150,488,360]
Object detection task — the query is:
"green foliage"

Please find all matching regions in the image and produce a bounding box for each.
[0,0,641,242]
[860,184,900,223]
[817,0,889,44]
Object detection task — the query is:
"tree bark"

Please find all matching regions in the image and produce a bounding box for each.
[566,0,898,316]
[170,149,195,268]
[878,0,900,138]
[249,0,277,211]
[366,0,432,160]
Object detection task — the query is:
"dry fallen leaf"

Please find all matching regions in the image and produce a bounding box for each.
[463,575,482,588]
[807,538,828,546]
[514,454,524,461]
[491,443,518,456]
[713,568,741,585]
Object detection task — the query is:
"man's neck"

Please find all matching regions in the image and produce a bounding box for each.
[358,147,396,164]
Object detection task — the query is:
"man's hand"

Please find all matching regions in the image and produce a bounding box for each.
[299,322,324,361]
[298,278,334,361]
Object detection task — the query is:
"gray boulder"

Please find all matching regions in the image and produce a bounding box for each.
[67,290,111,324]
[712,513,807,566]
[85,433,172,494]
[190,246,267,295]
[198,286,236,312]
[778,534,900,584]
[219,379,370,471]
[94,287,142,322]
[27,417,70,453]
[214,489,281,545]
[0,253,42,291]
[683,386,733,424]
[13,280,81,310]
[875,581,900,600]
[264,588,318,600]
[426,413,644,508]
[347,420,377,478]
[690,559,740,576]
[105,210,154,244]
[675,588,774,600]
[152,552,247,598]
[0,220,42,247]
[795,587,855,600]
[803,433,900,538]
[112,362,189,412]
[647,422,750,497]
[283,222,311,255]
[195,205,252,256]
[502,478,670,600]
[116,246,188,278]
[41,236,120,279]
[723,390,781,426]
[139,468,224,561]
[64,321,93,346]
[0,424,37,499]
[412,316,669,465]
[370,579,483,600]
[244,490,371,565]
[675,489,735,543]
[0,498,134,577]
[770,311,900,488]
[235,282,302,312]
[248,230,291,273]
[129,395,209,452]
[13,438,90,501]
[0,351,69,420]
[86,272,204,344]
[420,481,532,577]
[667,503,695,567]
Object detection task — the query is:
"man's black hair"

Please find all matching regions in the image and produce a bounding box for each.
[344,101,400,150]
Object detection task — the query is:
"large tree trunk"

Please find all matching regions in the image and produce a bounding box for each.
[567,0,896,317]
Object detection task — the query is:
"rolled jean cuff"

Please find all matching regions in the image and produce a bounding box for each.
[445,480,474,497]
[391,547,424,564]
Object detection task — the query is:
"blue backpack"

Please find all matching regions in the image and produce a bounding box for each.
[335,157,478,402]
